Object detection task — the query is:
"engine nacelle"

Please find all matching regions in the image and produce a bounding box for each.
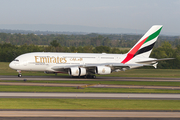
[96,66,111,75]
[68,67,86,76]
[79,68,86,76]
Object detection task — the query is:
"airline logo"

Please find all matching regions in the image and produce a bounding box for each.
[121,26,162,64]
[76,69,79,74]
[102,68,105,73]
[35,56,67,63]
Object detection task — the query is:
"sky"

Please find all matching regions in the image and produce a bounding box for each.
[0,0,180,35]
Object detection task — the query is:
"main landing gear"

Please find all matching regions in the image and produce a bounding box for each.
[72,75,96,79]
[84,75,96,79]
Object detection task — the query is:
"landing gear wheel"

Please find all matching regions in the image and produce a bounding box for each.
[86,75,90,78]
[92,75,96,79]
[85,75,96,79]
[18,74,22,77]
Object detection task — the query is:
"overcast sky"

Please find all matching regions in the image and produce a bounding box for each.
[0,0,180,35]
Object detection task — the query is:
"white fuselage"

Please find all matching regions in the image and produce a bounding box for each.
[10,52,123,71]
[9,52,154,73]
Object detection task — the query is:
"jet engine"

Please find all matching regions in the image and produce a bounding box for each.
[68,67,86,76]
[96,66,111,75]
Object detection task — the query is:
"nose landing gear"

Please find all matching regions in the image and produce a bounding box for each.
[18,74,22,77]
[17,70,22,77]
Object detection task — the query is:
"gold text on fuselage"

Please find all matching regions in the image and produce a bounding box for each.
[35,56,67,63]
[70,58,83,61]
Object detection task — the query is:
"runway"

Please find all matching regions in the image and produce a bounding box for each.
[1,75,180,81]
[0,111,180,118]
[0,92,180,99]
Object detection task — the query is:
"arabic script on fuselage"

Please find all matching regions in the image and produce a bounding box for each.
[70,58,83,61]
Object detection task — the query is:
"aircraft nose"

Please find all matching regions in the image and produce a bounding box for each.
[9,62,16,70]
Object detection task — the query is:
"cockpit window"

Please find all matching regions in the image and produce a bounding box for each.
[13,59,19,62]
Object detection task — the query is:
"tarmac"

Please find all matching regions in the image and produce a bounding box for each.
[0,75,180,119]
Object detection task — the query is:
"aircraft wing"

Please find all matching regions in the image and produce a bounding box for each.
[51,63,144,72]
[51,58,174,73]
[81,63,143,67]
[136,58,175,63]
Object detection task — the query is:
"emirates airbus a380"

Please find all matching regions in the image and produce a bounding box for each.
[9,25,174,78]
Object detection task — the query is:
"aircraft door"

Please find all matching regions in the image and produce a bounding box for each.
[96,56,100,62]
[23,60,28,66]
[115,56,119,61]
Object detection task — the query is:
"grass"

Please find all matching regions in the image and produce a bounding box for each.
[0,98,179,110]
[1,80,180,87]
[0,85,180,93]
[2,62,180,78]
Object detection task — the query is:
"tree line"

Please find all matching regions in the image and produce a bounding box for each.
[0,41,178,69]
[0,32,180,48]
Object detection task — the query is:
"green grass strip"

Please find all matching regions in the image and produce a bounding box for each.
[0,98,179,110]
[2,80,180,87]
[0,85,180,93]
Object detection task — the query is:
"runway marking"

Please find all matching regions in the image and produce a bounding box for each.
[0,111,180,117]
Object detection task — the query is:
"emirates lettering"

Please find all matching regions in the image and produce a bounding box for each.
[35,56,67,63]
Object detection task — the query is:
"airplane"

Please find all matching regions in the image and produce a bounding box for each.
[9,25,174,78]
